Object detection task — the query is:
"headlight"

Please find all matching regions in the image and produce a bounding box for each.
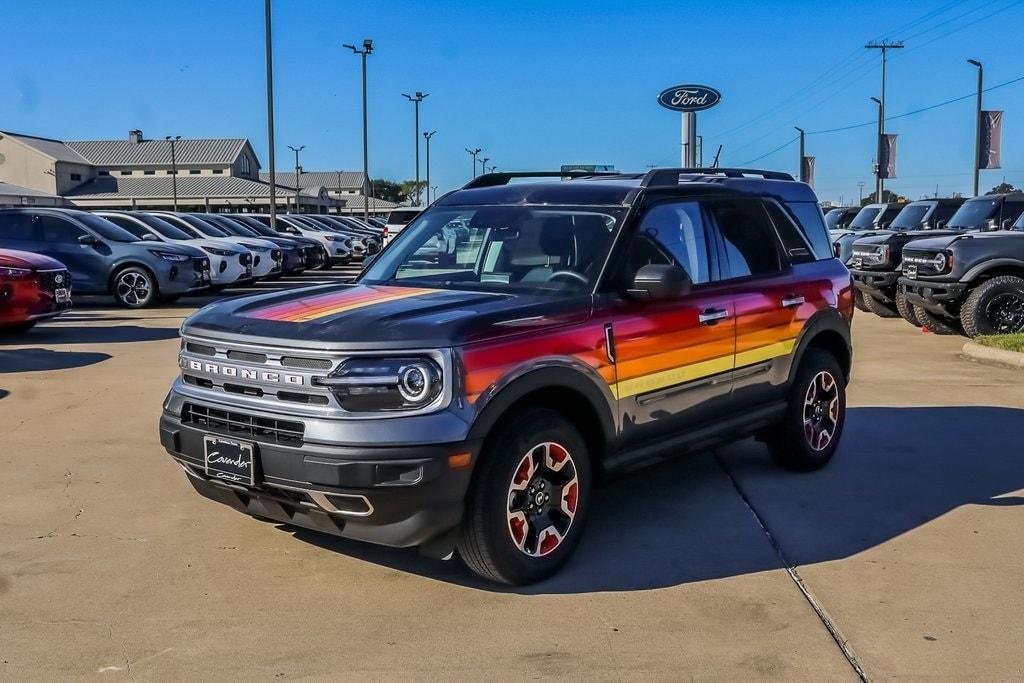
[241,242,270,252]
[933,252,949,272]
[0,266,33,278]
[315,357,444,412]
[149,250,191,262]
[202,246,235,256]
[852,246,889,266]
[325,235,342,242]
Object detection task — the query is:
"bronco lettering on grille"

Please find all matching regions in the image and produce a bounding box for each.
[180,357,305,385]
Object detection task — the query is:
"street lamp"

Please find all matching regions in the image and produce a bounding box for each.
[466,147,481,179]
[288,145,304,213]
[402,91,428,204]
[870,97,883,202]
[480,157,490,177]
[165,136,181,211]
[431,185,438,203]
[345,39,373,220]
[264,0,278,227]
[968,59,983,197]
[794,126,805,182]
[423,130,436,206]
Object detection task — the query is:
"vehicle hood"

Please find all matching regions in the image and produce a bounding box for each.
[169,237,246,254]
[128,240,205,258]
[184,283,593,350]
[0,248,66,270]
[901,232,1012,251]
[855,229,959,247]
[223,236,280,251]
[257,236,301,251]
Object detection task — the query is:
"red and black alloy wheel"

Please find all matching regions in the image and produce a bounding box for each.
[506,442,580,558]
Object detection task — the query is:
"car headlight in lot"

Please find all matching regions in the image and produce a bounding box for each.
[324,235,343,242]
[851,245,889,266]
[149,250,191,262]
[241,242,270,252]
[933,252,949,272]
[315,357,444,412]
[202,246,235,257]
[0,266,33,278]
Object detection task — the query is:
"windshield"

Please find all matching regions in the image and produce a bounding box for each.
[76,213,140,242]
[134,213,194,240]
[178,214,230,237]
[207,216,258,237]
[890,203,932,230]
[824,209,847,230]
[233,216,280,238]
[947,199,999,229]
[361,206,623,294]
[850,207,881,229]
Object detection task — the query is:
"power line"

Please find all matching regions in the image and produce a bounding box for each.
[896,0,1024,57]
[736,136,799,166]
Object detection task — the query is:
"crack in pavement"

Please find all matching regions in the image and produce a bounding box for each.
[714,450,871,683]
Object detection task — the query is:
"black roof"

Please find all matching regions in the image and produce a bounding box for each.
[437,168,819,208]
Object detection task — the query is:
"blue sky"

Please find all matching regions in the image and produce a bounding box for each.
[2,0,1023,204]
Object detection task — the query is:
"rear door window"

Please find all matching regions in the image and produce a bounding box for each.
[0,212,37,240]
[36,215,86,243]
[707,199,784,279]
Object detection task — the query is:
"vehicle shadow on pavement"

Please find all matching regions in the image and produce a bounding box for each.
[0,389,9,400]
[0,325,179,346]
[0,348,111,373]
[285,406,1024,594]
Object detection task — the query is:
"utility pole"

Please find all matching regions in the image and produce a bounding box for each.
[345,39,374,220]
[423,131,436,205]
[968,59,983,197]
[794,126,805,182]
[402,92,428,204]
[697,135,704,167]
[264,0,278,227]
[165,136,181,211]
[466,148,481,178]
[431,185,437,203]
[866,40,903,203]
[858,181,865,204]
[288,145,304,213]
[480,157,490,177]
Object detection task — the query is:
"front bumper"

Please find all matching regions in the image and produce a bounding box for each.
[159,403,476,549]
[899,276,967,316]
[850,268,900,302]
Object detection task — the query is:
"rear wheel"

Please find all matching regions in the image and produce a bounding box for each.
[862,292,901,318]
[1,321,36,334]
[112,267,158,308]
[853,290,870,312]
[914,305,963,336]
[457,408,591,585]
[960,276,1024,337]
[894,287,922,327]
[765,349,846,471]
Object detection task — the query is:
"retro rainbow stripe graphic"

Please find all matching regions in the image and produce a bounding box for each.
[247,285,439,323]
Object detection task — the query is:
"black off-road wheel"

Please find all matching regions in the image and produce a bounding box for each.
[862,292,901,318]
[913,305,963,336]
[894,287,922,327]
[764,349,846,471]
[960,276,1024,337]
[457,408,592,585]
[853,290,870,312]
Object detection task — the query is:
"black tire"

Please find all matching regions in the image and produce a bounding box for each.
[894,287,922,327]
[862,292,901,318]
[959,276,1024,337]
[112,266,158,308]
[764,349,846,471]
[914,305,963,336]
[159,294,182,304]
[0,320,37,334]
[457,408,592,585]
[853,290,870,312]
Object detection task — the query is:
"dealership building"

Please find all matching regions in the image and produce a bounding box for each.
[0,129,396,215]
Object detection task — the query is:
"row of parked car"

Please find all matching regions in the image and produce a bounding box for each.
[828,192,1024,336]
[0,207,416,331]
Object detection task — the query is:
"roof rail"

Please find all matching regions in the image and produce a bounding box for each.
[641,167,795,188]
[462,170,620,190]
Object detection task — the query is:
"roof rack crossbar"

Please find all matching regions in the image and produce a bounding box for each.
[641,167,795,187]
[462,170,621,190]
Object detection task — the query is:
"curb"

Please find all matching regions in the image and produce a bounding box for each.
[961,341,1024,370]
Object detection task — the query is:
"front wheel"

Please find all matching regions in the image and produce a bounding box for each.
[894,287,922,327]
[960,276,1024,337]
[853,290,870,312]
[862,292,901,318]
[457,408,591,585]
[914,305,963,336]
[113,267,158,308]
[764,349,846,471]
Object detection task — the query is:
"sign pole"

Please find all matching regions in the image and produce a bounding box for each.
[685,112,697,167]
[658,84,720,168]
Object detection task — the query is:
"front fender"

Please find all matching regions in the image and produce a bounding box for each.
[960,258,1024,283]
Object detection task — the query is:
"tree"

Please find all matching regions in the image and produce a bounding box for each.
[400,180,428,205]
[371,179,404,203]
[860,189,904,206]
[987,182,1020,195]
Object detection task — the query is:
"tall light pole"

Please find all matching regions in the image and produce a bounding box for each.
[466,147,481,178]
[794,126,805,182]
[968,59,983,197]
[345,39,373,220]
[423,130,436,206]
[402,92,428,204]
[871,97,883,202]
[165,136,181,211]
[866,40,903,203]
[288,145,304,213]
[431,185,438,203]
[480,157,490,177]
[858,181,865,204]
[264,0,278,227]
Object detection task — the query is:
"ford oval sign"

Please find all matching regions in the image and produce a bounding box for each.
[657,85,721,112]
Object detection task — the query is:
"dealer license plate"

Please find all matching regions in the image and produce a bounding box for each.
[204,436,256,486]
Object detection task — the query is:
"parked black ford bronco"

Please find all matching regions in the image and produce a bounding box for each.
[160,168,854,584]
[847,198,965,324]
[900,193,1024,336]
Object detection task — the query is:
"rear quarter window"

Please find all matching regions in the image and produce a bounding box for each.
[784,202,833,260]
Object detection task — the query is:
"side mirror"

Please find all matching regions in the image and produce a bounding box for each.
[78,234,98,246]
[141,233,159,241]
[879,221,891,229]
[1001,219,1013,230]
[627,264,691,301]
[935,219,947,229]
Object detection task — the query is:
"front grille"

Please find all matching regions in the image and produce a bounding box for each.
[227,350,267,364]
[186,342,216,356]
[181,402,304,446]
[281,356,332,370]
[38,269,70,291]
[903,250,942,276]
[239,253,252,266]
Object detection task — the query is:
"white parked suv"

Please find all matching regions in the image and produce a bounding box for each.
[247,214,352,267]
[384,207,423,244]
[153,212,282,280]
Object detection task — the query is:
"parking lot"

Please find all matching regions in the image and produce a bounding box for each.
[2,271,1023,680]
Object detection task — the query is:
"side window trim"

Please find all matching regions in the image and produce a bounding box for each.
[763,198,815,264]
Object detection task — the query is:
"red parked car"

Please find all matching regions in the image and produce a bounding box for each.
[0,249,72,332]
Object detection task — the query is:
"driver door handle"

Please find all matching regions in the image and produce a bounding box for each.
[698,308,730,326]
[782,294,806,309]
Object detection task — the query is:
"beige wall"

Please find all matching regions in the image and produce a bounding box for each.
[54,161,95,194]
[0,136,58,194]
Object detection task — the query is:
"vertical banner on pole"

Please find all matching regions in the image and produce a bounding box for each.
[979,111,1003,169]
[800,156,816,188]
[879,134,898,179]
